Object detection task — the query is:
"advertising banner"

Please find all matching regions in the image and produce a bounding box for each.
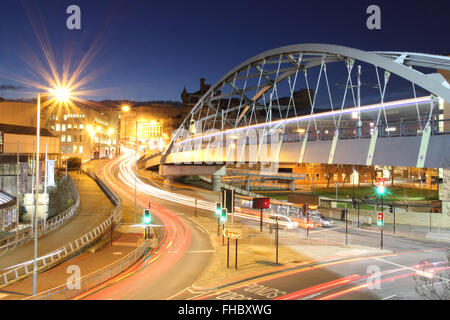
[19,163,29,193]
[47,160,56,187]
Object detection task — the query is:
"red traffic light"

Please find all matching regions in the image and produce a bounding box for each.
[378,213,383,220]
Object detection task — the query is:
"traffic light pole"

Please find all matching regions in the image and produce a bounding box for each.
[260,208,263,232]
[357,200,360,228]
[227,237,230,268]
[393,204,396,235]
[275,216,279,265]
[381,196,384,250]
[345,203,348,246]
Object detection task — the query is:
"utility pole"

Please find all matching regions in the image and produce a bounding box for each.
[16,141,20,241]
[134,119,138,225]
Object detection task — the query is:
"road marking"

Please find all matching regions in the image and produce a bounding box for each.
[113,252,122,255]
[382,294,397,300]
[0,293,9,299]
[309,226,341,234]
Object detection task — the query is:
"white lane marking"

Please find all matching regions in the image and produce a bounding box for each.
[309,227,342,234]
[382,294,397,300]
[185,217,209,235]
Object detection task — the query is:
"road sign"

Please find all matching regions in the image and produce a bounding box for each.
[253,197,270,209]
[223,228,242,240]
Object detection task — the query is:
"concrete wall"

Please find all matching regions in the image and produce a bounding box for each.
[320,206,450,229]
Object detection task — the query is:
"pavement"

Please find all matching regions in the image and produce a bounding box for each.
[0,172,113,272]
[0,226,144,300]
[0,170,147,300]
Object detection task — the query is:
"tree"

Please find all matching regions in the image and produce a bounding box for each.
[66,157,81,170]
[324,164,337,188]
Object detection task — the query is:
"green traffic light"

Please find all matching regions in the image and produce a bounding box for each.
[144,209,152,225]
[215,203,221,216]
[376,185,386,197]
[220,208,227,223]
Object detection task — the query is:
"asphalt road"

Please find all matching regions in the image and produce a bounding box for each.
[81,152,450,300]
[77,153,214,300]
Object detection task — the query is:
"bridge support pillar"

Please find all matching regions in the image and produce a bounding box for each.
[290,180,295,192]
[164,177,175,189]
[212,175,222,192]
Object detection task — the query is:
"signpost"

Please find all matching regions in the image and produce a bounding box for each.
[253,197,270,232]
[223,227,242,269]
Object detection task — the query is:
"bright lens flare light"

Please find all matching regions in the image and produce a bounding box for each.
[376,185,386,196]
[49,86,71,103]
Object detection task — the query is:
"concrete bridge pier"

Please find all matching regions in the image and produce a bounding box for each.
[159,164,226,192]
[212,175,222,192]
[163,177,176,189]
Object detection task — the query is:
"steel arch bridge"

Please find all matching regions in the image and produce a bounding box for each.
[145,44,450,171]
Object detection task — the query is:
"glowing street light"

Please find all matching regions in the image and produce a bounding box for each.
[33,86,74,295]
[121,104,138,224]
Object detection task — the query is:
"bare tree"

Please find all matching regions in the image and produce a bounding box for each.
[324,164,337,188]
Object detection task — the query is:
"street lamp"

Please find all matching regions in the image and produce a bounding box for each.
[121,105,138,224]
[33,86,73,295]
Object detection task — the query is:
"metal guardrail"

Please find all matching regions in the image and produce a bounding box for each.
[0,176,80,253]
[24,237,152,300]
[0,170,123,289]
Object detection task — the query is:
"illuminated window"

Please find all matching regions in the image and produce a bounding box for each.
[67,146,71,154]
[51,124,55,131]
[61,135,66,142]
[79,146,83,154]
[73,145,77,154]
[80,124,84,129]
[56,124,61,131]
[68,124,72,129]
[64,115,67,121]
[67,135,72,142]
[61,146,65,154]
[62,124,66,131]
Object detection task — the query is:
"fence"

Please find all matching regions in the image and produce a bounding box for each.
[24,237,152,300]
[0,175,80,253]
[0,170,123,289]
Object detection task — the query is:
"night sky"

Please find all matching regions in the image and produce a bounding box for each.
[0,0,448,102]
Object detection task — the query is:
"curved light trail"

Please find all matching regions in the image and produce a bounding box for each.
[75,152,192,300]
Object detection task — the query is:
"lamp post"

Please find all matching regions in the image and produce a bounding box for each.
[121,105,138,224]
[33,87,72,295]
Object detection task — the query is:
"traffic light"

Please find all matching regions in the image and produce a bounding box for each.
[143,209,152,225]
[220,208,227,224]
[388,205,393,213]
[377,212,384,226]
[376,179,386,197]
[215,203,222,216]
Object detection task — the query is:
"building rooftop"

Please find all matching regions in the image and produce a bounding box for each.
[0,123,56,137]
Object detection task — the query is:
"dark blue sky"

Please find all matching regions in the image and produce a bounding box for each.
[0,0,448,102]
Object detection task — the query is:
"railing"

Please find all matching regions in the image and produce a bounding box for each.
[24,237,152,300]
[0,171,123,289]
[0,176,80,253]
[174,118,450,149]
